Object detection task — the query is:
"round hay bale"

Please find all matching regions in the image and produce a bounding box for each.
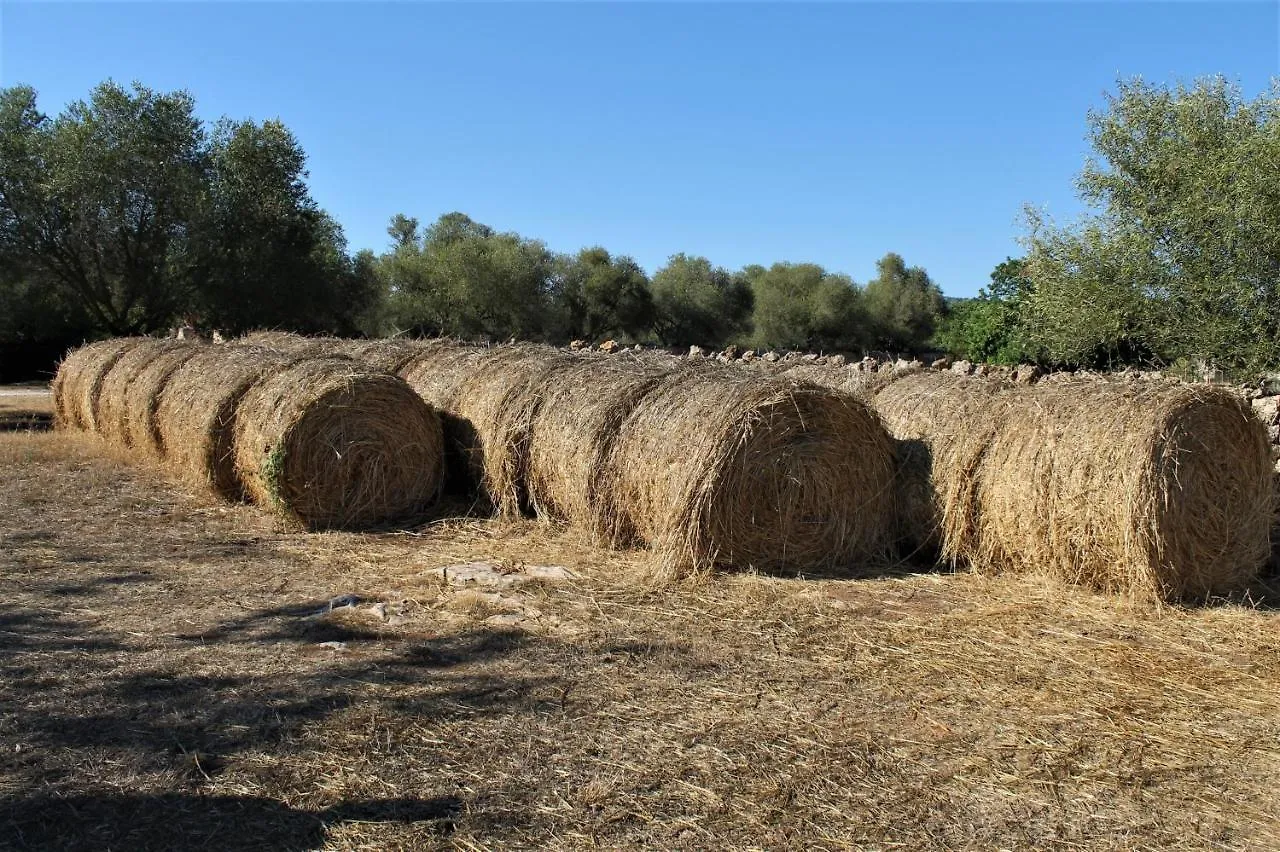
[400,341,495,496]
[871,371,1010,561]
[344,339,430,374]
[972,382,1273,601]
[526,357,673,533]
[231,359,444,530]
[606,366,898,576]
[155,346,308,497]
[97,340,201,447]
[52,338,150,431]
[449,345,574,515]
[235,330,328,353]
[122,344,210,456]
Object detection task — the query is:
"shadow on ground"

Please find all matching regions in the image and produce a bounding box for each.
[1,792,462,852]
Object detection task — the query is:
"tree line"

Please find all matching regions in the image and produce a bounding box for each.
[5,76,1280,381]
[0,80,947,378]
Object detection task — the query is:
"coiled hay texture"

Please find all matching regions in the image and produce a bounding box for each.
[442,344,575,515]
[526,357,674,534]
[871,371,1010,561]
[399,342,494,495]
[235,330,332,355]
[122,344,209,456]
[972,381,1273,601]
[775,364,867,395]
[231,358,444,530]
[97,339,202,447]
[52,338,149,430]
[155,347,310,498]
[344,339,429,374]
[606,367,898,577]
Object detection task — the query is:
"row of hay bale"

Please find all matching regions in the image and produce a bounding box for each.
[237,332,900,578]
[242,332,1275,602]
[54,331,1275,601]
[53,338,445,530]
[765,363,1273,601]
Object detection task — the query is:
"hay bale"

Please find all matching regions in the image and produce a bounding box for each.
[972,381,1273,601]
[122,344,209,456]
[344,339,430,374]
[399,342,493,493]
[155,346,308,497]
[96,340,201,446]
[526,357,674,533]
[455,345,575,514]
[52,338,150,431]
[606,366,897,576]
[235,330,330,354]
[871,371,1010,561]
[231,358,444,530]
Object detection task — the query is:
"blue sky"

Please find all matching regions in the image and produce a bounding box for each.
[2,2,1277,297]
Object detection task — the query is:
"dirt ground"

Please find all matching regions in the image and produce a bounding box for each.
[3,393,1280,850]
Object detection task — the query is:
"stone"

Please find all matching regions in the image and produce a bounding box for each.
[597,339,620,354]
[931,357,952,369]
[827,354,846,367]
[688,345,705,358]
[951,360,974,375]
[569,339,587,351]
[1013,364,1043,385]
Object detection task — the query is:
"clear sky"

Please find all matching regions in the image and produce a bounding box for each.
[2,2,1277,297]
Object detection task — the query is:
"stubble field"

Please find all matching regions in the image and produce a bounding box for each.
[3,387,1280,850]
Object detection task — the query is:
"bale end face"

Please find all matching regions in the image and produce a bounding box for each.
[610,371,898,578]
[233,360,445,530]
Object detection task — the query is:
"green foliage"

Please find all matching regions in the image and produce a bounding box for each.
[745,262,867,352]
[384,212,557,341]
[193,119,366,334]
[1022,76,1280,372]
[0,82,206,335]
[650,254,752,348]
[0,81,363,341]
[934,258,1030,364]
[552,247,655,342]
[863,253,947,352]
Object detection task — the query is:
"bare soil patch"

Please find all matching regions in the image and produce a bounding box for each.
[2,430,1280,850]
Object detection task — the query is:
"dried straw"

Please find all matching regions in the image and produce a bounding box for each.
[96,340,200,447]
[439,345,574,515]
[526,356,674,534]
[121,344,209,456]
[972,381,1273,601]
[52,338,149,431]
[231,358,444,530]
[606,366,898,576]
[871,371,1011,561]
[155,346,312,497]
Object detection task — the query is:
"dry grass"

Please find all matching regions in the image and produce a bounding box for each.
[0,385,52,431]
[51,337,149,430]
[606,365,898,578]
[120,344,208,456]
[400,343,572,513]
[95,339,197,447]
[3,428,1280,850]
[231,359,444,531]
